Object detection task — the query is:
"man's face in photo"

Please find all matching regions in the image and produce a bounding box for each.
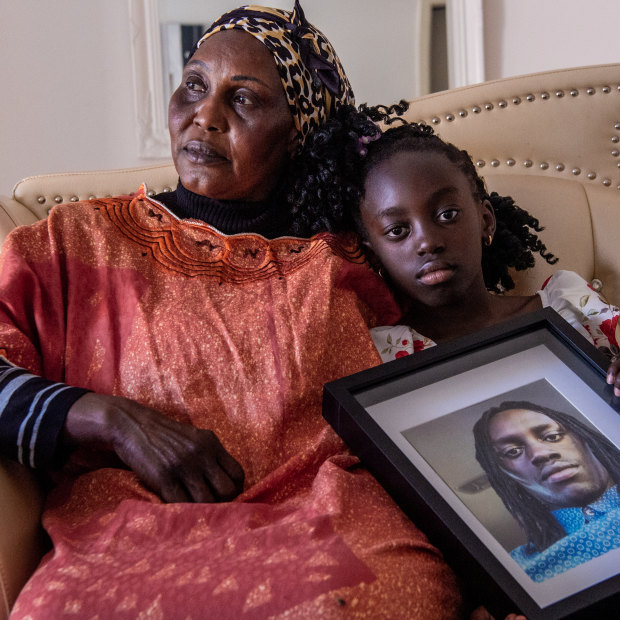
[488,409,612,508]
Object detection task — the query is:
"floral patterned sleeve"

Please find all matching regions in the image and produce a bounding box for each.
[538,270,620,360]
[370,325,436,363]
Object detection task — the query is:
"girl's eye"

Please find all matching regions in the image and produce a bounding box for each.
[543,431,564,443]
[385,225,409,239]
[436,208,459,223]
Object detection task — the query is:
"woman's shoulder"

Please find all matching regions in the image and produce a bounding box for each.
[370,325,436,362]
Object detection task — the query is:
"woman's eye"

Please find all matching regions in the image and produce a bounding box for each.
[232,91,259,108]
[233,93,251,105]
[544,431,564,443]
[185,77,206,93]
[437,208,459,222]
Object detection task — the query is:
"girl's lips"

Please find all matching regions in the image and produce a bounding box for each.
[183,142,227,165]
[417,265,454,286]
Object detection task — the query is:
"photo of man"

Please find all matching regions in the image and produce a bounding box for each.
[473,401,620,582]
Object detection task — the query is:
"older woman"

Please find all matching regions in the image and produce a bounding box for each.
[2,3,461,617]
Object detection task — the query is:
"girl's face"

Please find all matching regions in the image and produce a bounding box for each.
[360,150,496,309]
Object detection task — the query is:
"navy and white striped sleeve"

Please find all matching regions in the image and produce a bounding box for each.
[0,358,89,469]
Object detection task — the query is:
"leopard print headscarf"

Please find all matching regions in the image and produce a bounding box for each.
[195,1,355,147]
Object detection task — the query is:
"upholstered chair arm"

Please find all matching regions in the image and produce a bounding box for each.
[0,195,39,241]
[0,459,46,620]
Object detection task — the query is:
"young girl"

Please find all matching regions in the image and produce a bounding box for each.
[349,121,620,392]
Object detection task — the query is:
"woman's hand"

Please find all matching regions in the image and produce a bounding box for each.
[606,356,620,397]
[63,393,244,503]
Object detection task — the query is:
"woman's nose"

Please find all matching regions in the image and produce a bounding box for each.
[193,96,226,132]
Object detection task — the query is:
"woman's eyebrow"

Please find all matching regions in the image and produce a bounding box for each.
[231,75,270,87]
[185,59,207,70]
[183,61,268,87]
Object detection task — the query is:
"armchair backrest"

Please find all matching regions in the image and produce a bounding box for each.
[399,63,620,300]
[1,63,619,300]
[0,163,177,241]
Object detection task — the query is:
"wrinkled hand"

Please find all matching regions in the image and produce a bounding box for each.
[471,606,526,620]
[606,356,620,397]
[63,392,244,503]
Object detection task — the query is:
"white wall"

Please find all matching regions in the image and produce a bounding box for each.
[157,0,420,107]
[0,0,419,194]
[483,0,620,81]
[0,0,140,193]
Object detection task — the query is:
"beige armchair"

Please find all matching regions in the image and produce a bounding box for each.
[1,63,619,617]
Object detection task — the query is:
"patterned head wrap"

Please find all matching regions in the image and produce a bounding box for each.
[194,1,355,147]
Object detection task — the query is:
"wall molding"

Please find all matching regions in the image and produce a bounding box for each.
[129,0,170,158]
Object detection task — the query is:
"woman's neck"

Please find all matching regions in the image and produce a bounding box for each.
[402,291,542,344]
[153,181,292,239]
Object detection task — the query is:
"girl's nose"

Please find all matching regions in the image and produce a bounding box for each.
[413,224,445,256]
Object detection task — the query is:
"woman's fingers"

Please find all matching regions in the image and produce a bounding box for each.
[64,393,245,503]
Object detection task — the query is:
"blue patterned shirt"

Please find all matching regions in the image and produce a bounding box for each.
[510,486,620,582]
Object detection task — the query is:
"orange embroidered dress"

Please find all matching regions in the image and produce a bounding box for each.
[3,189,461,618]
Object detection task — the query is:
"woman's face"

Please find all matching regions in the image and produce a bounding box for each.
[488,408,612,508]
[360,150,495,309]
[168,30,297,201]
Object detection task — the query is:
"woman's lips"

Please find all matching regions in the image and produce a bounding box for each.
[183,141,227,165]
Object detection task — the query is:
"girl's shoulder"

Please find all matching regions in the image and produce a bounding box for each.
[538,269,616,311]
[538,270,619,358]
[370,325,436,363]
[539,269,598,295]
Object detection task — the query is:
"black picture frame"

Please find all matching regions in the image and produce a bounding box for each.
[323,308,620,619]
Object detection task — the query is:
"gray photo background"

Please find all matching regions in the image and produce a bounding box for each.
[402,378,598,552]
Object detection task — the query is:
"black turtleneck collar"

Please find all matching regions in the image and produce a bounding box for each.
[152,181,293,239]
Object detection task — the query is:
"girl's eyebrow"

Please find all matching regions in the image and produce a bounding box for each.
[374,205,408,218]
[427,185,460,205]
[372,185,460,218]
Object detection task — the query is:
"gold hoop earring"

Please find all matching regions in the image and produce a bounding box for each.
[484,234,493,247]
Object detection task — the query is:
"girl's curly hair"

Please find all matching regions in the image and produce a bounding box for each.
[291,105,558,293]
[285,103,383,237]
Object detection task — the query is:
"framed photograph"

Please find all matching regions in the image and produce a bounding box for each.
[323,308,620,619]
